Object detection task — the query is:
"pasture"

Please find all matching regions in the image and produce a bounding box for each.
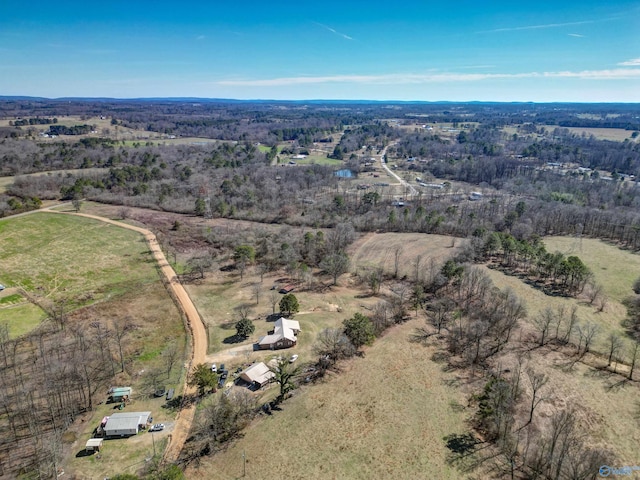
[0,212,159,305]
[350,232,463,279]
[189,317,470,480]
[544,126,638,142]
[291,154,343,166]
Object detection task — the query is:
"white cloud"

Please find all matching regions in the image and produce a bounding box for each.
[217,69,640,87]
[477,20,594,34]
[313,22,353,41]
[618,58,640,66]
[567,33,585,38]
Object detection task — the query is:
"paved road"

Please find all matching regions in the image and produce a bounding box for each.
[378,143,418,197]
[39,208,206,464]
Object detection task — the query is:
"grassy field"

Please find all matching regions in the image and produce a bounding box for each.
[481,235,640,354]
[0,212,158,305]
[185,268,380,362]
[0,175,13,194]
[544,126,638,142]
[544,236,640,303]
[0,301,46,337]
[292,155,343,166]
[189,317,470,480]
[350,232,463,279]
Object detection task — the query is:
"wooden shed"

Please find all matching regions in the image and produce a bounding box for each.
[85,438,103,453]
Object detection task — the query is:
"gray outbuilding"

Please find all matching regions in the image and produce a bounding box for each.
[103,411,151,437]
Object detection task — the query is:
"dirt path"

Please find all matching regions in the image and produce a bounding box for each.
[41,209,206,464]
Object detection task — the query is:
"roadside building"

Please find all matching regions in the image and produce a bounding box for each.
[240,362,275,388]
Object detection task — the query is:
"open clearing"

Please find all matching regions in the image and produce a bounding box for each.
[350,232,464,278]
[189,317,470,480]
[482,235,640,355]
[544,126,638,142]
[0,212,158,305]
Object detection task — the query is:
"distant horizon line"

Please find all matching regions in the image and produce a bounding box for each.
[1,95,639,105]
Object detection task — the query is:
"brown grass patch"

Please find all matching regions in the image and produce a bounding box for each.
[188,318,470,480]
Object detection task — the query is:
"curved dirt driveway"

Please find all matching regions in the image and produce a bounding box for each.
[44,209,206,463]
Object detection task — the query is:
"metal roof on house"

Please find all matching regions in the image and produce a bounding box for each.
[258,317,300,346]
[85,438,103,448]
[104,411,151,432]
[240,362,275,385]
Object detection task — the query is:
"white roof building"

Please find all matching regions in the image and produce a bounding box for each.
[103,411,151,437]
[240,362,275,386]
[258,317,301,350]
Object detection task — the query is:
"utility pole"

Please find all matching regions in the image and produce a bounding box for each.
[152,431,156,457]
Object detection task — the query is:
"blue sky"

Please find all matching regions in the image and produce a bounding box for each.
[1,1,639,101]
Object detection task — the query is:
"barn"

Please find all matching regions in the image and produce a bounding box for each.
[103,411,151,437]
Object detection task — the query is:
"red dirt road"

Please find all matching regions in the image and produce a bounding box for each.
[44,210,206,463]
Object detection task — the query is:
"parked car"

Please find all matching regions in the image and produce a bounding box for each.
[219,363,225,372]
[289,354,299,363]
[150,423,164,432]
[211,363,217,372]
[0,284,5,291]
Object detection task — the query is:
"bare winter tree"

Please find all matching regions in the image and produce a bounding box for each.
[112,317,135,373]
[314,328,356,364]
[577,322,600,359]
[163,342,180,378]
[586,281,604,306]
[252,282,261,305]
[606,333,624,369]
[413,254,423,283]
[425,298,455,334]
[525,367,548,426]
[393,246,403,279]
[269,290,279,315]
[533,308,554,346]
[629,341,640,380]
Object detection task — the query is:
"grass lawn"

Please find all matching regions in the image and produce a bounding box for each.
[293,155,343,166]
[0,302,46,338]
[189,317,470,480]
[0,175,13,194]
[0,212,158,306]
[257,144,285,153]
[185,269,380,359]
